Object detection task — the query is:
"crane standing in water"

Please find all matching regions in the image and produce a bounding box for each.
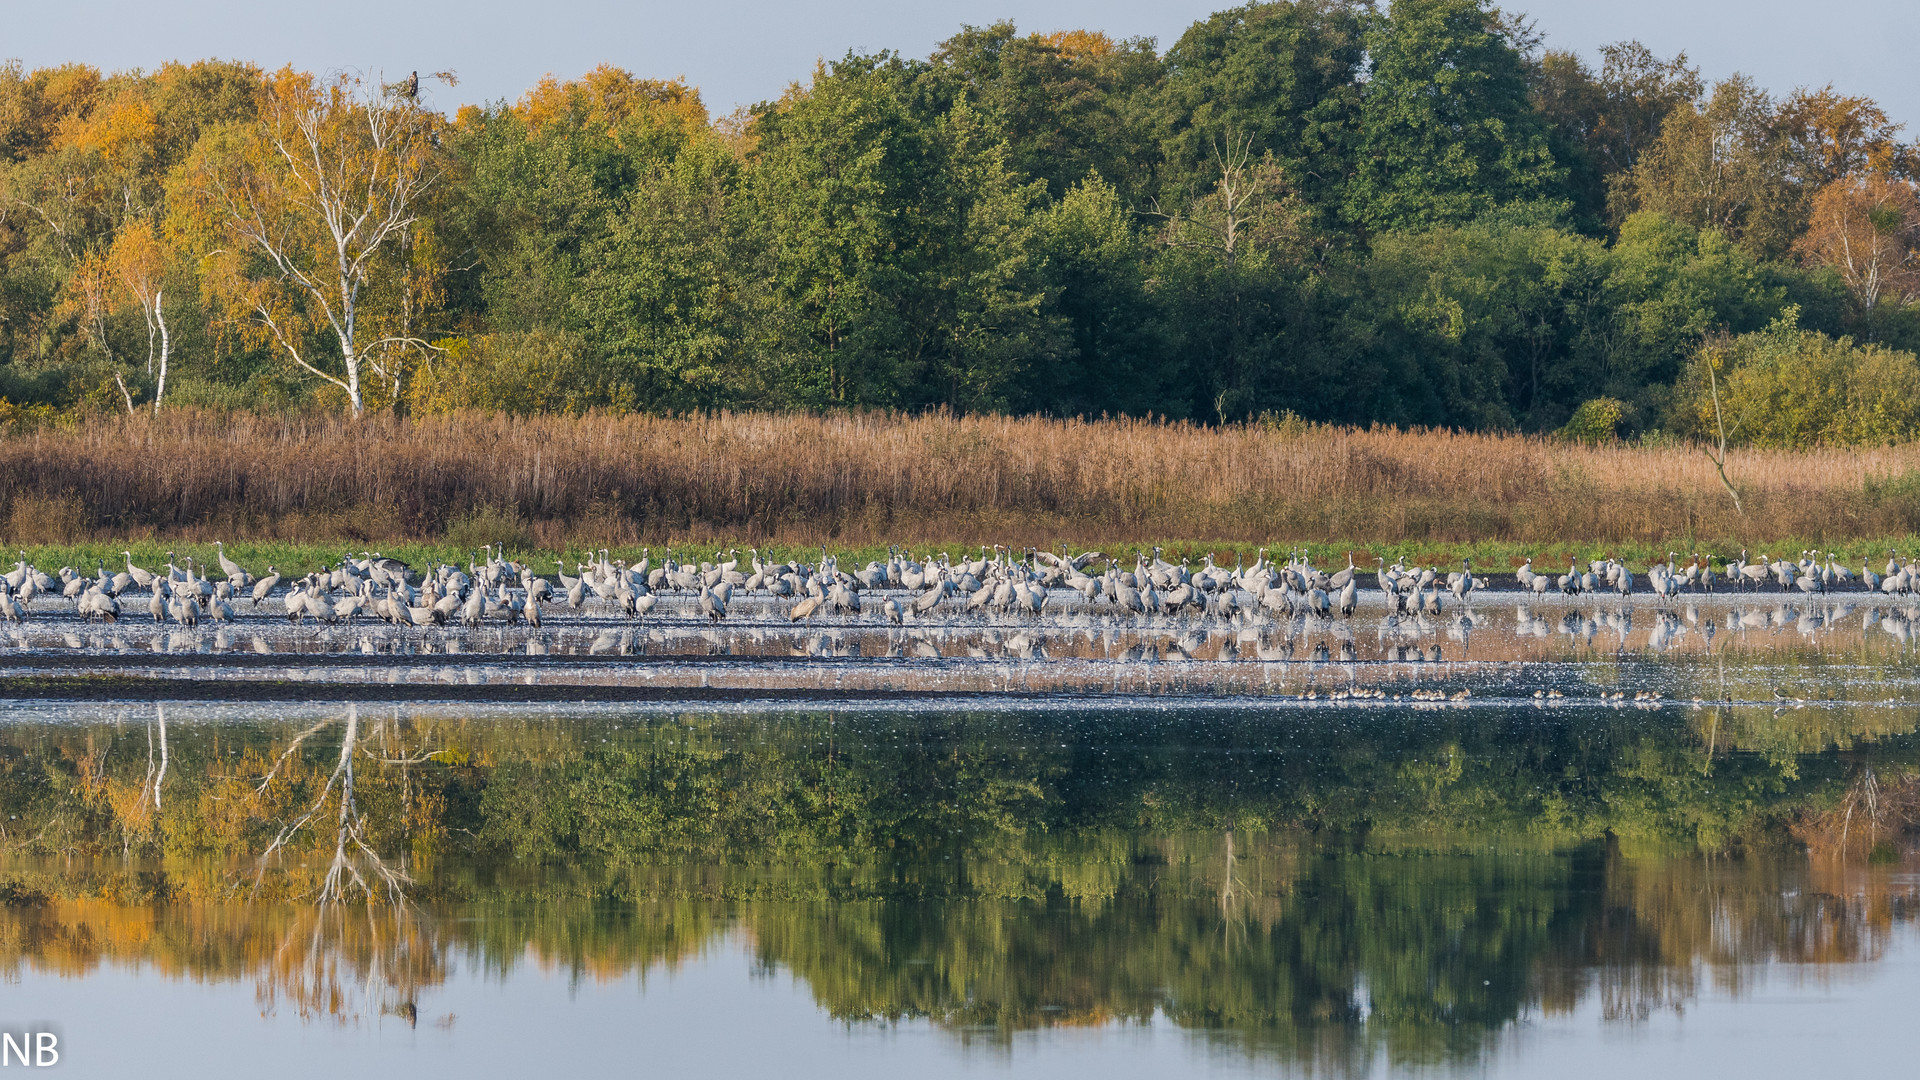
[19,542,1896,633]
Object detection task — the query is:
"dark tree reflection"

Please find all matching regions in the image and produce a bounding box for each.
[0,704,1917,1063]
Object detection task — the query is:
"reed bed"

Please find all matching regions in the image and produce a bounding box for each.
[1,408,1916,549]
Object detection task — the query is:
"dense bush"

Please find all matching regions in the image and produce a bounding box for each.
[1676,312,1920,447]
[407,331,627,416]
[1558,398,1626,444]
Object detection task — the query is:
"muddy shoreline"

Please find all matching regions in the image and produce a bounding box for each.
[0,674,1064,704]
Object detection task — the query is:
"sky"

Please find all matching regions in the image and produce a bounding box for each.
[7,0,1917,128]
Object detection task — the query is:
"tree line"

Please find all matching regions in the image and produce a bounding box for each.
[2,0,1918,442]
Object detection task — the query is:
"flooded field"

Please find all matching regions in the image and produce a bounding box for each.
[4,585,1920,1077]
[4,585,1920,704]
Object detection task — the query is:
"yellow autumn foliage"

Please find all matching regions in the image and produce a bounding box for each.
[406,330,634,416]
[511,65,708,141]
[1677,309,1920,447]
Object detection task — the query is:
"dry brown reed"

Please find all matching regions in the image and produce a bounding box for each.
[2,408,1916,547]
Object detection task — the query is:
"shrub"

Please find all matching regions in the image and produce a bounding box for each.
[1558,398,1626,444]
[443,504,533,556]
[406,330,634,416]
[1676,309,1920,447]
[0,399,61,431]
[1862,468,1920,533]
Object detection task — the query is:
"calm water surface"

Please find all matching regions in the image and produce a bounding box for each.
[0,688,1917,1077]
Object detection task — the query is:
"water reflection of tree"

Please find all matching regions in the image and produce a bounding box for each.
[3,706,1920,1058]
[1542,839,1911,1024]
[20,707,1920,871]
[1792,762,1920,860]
[0,897,446,1025]
[251,705,421,904]
[259,903,444,1025]
[73,705,168,856]
[0,837,1916,1061]
[242,705,447,1023]
[738,835,1553,1066]
[743,836,1920,1070]
[4,705,461,1020]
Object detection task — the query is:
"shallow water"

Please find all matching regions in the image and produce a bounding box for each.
[10,586,1920,704]
[1,695,1918,1077]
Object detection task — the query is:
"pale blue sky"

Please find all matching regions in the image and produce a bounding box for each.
[8,0,1916,127]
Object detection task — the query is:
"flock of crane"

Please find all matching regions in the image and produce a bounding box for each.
[2,543,1912,630]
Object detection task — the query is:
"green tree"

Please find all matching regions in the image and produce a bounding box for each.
[1153,0,1365,227]
[747,55,1057,410]
[1595,211,1814,392]
[1615,76,1799,259]
[1032,174,1165,415]
[572,138,745,410]
[1361,207,1605,429]
[746,55,939,406]
[925,23,1165,205]
[442,71,715,348]
[1346,0,1563,233]
[1530,41,1702,232]
[1151,142,1319,421]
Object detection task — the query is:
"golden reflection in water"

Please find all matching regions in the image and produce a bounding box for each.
[0,840,1911,1063]
[0,699,1918,1068]
[0,897,443,1024]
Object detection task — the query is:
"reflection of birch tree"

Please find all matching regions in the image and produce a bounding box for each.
[75,705,171,855]
[148,703,169,811]
[235,706,447,1023]
[1220,828,1245,947]
[1793,764,1920,859]
[254,705,433,904]
[259,903,443,1025]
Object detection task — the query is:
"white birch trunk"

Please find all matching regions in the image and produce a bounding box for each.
[152,290,170,413]
[152,703,168,810]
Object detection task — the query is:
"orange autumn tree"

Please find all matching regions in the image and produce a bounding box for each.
[1777,86,1919,311]
[24,68,157,390]
[511,64,708,141]
[176,68,442,415]
[1776,86,1914,185]
[1795,174,1920,310]
[1038,29,1119,58]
